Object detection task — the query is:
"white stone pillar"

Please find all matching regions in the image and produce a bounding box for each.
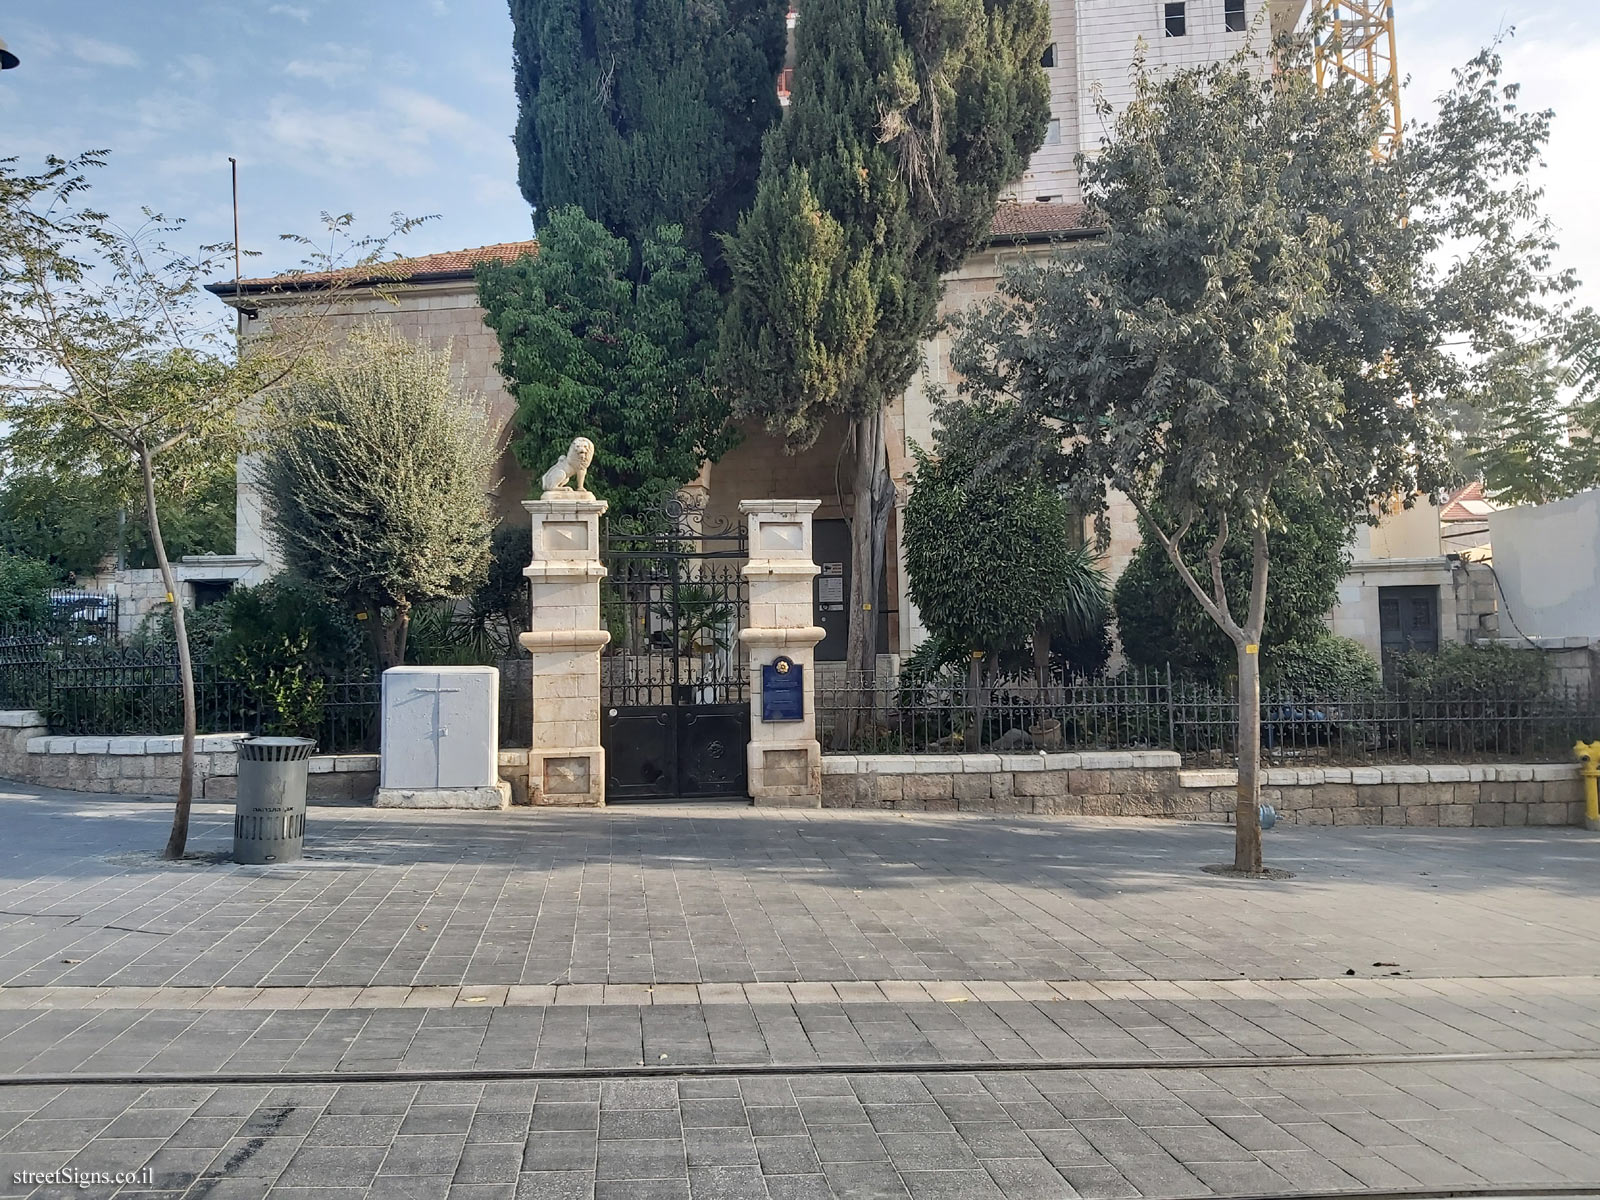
[520,497,609,806]
[739,500,826,807]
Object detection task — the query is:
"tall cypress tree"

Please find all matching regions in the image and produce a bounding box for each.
[718,0,1050,679]
[509,0,788,264]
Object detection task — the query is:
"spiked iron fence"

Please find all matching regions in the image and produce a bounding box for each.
[816,666,1600,765]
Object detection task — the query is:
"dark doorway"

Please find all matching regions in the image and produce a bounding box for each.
[1379,585,1440,677]
[811,519,891,663]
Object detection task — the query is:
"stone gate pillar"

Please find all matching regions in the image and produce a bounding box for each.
[520,497,609,806]
[739,500,826,807]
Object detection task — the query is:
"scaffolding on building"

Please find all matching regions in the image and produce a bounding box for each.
[1312,1,1402,157]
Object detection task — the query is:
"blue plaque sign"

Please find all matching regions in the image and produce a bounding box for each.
[762,656,805,723]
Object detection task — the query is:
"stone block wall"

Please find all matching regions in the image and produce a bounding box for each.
[820,753,1588,827]
[1180,764,1584,828]
[0,715,381,803]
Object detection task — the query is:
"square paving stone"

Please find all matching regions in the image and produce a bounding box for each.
[598,1109,681,1140]
[899,1169,1006,1199]
[206,1136,304,1180]
[880,1132,980,1171]
[380,1134,469,1176]
[522,1132,598,1173]
[755,1134,823,1176]
[687,1166,768,1200]
[303,1113,406,1146]
[455,1144,526,1185]
[981,1158,1073,1200]
[278,1143,387,1187]
[530,1104,601,1133]
[809,1127,891,1164]
[763,1176,833,1200]
[683,1127,758,1168]
[820,1160,911,1198]
[512,1171,595,1200]
[746,1106,805,1137]
[599,1080,678,1110]
[595,1137,686,1181]
[679,1099,748,1129]
[593,1180,686,1200]
[866,1105,954,1134]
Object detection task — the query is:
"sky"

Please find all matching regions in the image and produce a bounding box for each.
[0,0,1595,308]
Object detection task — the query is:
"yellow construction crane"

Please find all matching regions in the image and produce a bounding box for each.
[1310,1,1403,157]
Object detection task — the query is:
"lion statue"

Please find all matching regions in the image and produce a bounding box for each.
[540,436,596,499]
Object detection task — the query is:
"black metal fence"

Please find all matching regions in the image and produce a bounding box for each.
[816,666,1600,764]
[0,630,539,755]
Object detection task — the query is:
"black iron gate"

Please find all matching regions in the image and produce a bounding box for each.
[601,505,750,802]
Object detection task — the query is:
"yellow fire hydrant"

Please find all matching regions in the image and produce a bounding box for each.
[1575,741,1600,831]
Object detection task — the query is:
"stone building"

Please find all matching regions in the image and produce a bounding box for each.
[212,0,1301,663]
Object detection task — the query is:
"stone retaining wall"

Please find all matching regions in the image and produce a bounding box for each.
[821,752,1587,827]
[0,710,542,806]
[0,711,378,803]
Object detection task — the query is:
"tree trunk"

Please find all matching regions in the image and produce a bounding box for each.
[964,653,983,747]
[1233,526,1271,873]
[1033,621,1052,683]
[842,407,895,742]
[146,448,198,862]
[1233,637,1264,873]
[380,599,411,670]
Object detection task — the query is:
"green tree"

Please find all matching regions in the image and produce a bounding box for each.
[1114,483,1354,686]
[718,0,1050,689]
[904,402,1109,682]
[508,0,787,266]
[1,153,420,858]
[477,208,735,519]
[951,39,1587,872]
[0,551,54,624]
[260,324,497,669]
[0,454,234,580]
[1466,325,1600,505]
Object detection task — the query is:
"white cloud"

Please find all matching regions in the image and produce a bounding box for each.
[68,37,140,68]
[174,54,217,84]
[260,86,492,178]
[283,45,372,85]
[268,4,313,22]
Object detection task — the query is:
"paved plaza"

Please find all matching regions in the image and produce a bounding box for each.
[0,782,1598,1198]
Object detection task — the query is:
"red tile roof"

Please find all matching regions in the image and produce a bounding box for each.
[214,203,1095,295]
[213,239,539,294]
[989,201,1094,239]
[1440,480,1493,523]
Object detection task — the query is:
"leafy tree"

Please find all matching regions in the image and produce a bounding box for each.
[0,551,54,623]
[0,454,234,580]
[508,0,787,266]
[477,208,734,519]
[1,152,420,859]
[718,0,1051,691]
[260,324,496,669]
[904,402,1109,688]
[1115,483,1354,685]
[951,39,1587,872]
[1467,326,1600,504]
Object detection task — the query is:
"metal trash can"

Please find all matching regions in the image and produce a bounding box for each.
[234,736,316,865]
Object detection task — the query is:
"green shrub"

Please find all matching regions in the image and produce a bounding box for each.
[1262,636,1381,695]
[1393,642,1547,700]
[0,552,55,624]
[210,577,368,736]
